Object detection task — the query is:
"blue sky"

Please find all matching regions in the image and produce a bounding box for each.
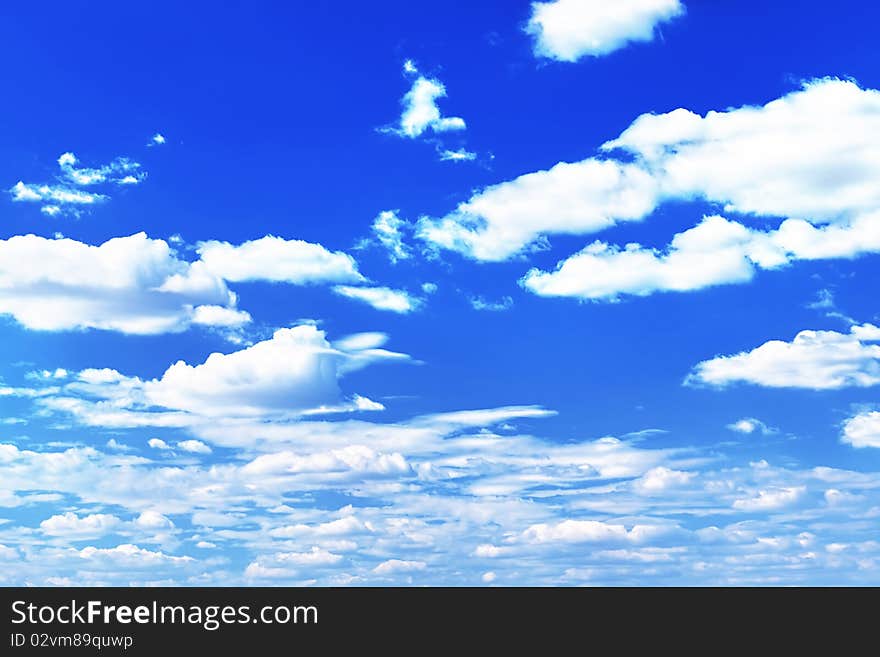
[1,0,879,585]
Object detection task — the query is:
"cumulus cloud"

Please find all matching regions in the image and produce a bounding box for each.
[842,411,880,449]
[0,232,240,334]
[727,418,774,435]
[26,325,409,424]
[688,324,880,390]
[526,0,684,61]
[393,62,466,138]
[40,512,121,539]
[0,232,367,334]
[732,486,806,512]
[196,236,363,285]
[333,285,421,313]
[522,212,880,300]
[419,79,880,284]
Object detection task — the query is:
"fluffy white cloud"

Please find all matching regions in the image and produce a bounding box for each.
[333,285,421,313]
[393,63,466,138]
[0,232,369,334]
[727,418,774,435]
[0,233,239,334]
[526,0,684,61]
[177,440,212,454]
[732,486,806,512]
[418,159,658,262]
[420,79,880,276]
[689,324,880,390]
[196,236,363,285]
[842,411,880,449]
[373,559,427,575]
[30,325,409,424]
[523,212,880,300]
[40,512,121,539]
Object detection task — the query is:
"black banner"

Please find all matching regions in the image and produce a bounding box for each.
[0,587,873,652]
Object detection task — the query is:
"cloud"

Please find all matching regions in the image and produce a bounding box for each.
[40,512,122,539]
[419,79,880,272]
[0,232,367,335]
[27,325,409,425]
[727,418,775,435]
[393,64,466,139]
[150,133,166,146]
[10,151,146,216]
[732,486,806,512]
[688,324,880,390]
[369,210,412,263]
[333,285,421,313]
[196,236,363,285]
[148,438,171,450]
[470,296,513,312]
[842,411,880,449]
[373,559,427,575]
[439,148,477,162]
[522,212,880,300]
[0,232,240,334]
[177,440,212,454]
[526,0,684,61]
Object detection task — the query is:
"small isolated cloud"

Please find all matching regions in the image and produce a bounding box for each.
[727,418,775,435]
[373,559,427,575]
[148,438,171,450]
[177,440,212,454]
[439,148,477,162]
[470,296,513,312]
[334,285,421,313]
[688,324,880,390]
[385,61,475,163]
[10,151,146,216]
[150,133,166,146]
[526,0,685,61]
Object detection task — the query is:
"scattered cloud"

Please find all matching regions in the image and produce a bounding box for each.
[10,151,146,216]
[470,295,513,312]
[688,324,880,390]
[842,411,880,448]
[419,79,880,279]
[150,133,166,146]
[526,0,685,61]
[368,210,412,263]
[727,418,775,435]
[333,285,421,313]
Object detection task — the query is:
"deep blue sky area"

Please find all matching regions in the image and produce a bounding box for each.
[0,1,879,585]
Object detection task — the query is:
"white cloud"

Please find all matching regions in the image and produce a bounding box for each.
[134,511,174,530]
[10,151,145,216]
[150,133,166,146]
[395,65,466,138]
[40,512,121,539]
[0,232,369,335]
[470,296,513,312]
[333,285,421,313]
[197,236,363,285]
[177,440,212,454]
[35,325,409,424]
[418,158,659,261]
[370,210,412,263]
[728,418,774,435]
[148,439,171,450]
[689,324,880,390]
[732,486,806,512]
[522,211,880,300]
[842,411,880,449]
[439,148,477,162]
[519,519,663,544]
[419,79,880,272]
[0,233,240,334]
[526,0,684,61]
[373,559,427,575]
[633,467,694,494]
